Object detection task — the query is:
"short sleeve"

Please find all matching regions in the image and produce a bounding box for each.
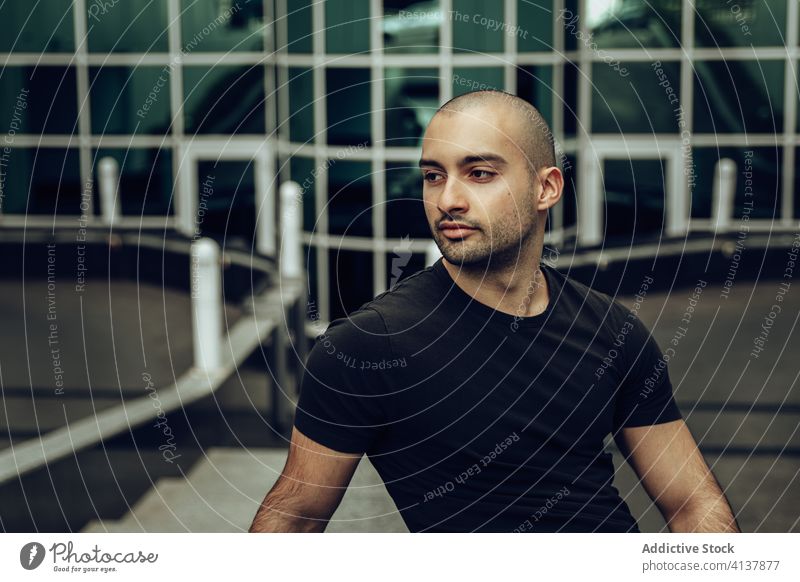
[293,307,392,454]
[612,309,683,431]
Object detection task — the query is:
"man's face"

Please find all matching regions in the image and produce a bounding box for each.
[419,105,540,269]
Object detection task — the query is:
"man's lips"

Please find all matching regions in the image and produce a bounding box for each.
[438,221,478,239]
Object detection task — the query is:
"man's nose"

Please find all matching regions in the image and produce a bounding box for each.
[438,177,470,216]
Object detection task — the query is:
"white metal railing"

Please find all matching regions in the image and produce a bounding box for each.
[713,158,738,232]
[425,240,441,267]
[279,181,303,279]
[191,237,223,372]
[97,156,121,227]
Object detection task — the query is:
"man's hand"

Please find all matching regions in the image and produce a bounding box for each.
[616,419,740,532]
[248,427,362,532]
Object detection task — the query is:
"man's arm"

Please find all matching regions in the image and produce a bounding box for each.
[248,426,362,532]
[615,419,740,532]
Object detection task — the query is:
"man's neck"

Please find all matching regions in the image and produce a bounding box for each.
[441,250,549,318]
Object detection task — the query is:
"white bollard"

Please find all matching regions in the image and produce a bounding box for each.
[191,237,222,372]
[98,156,121,226]
[713,158,737,232]
[425,240,441,267]
[280,181,303,279]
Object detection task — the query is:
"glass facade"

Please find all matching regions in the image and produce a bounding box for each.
[0,0,797,324]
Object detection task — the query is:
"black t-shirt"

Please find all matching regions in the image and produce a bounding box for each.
[294,259,682,532]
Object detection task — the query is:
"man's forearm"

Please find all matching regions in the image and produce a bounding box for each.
[248,502,325,532]
[248,481,328,533]
[667,495,740,533]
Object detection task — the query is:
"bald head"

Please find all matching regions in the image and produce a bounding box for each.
[434,90,557,176]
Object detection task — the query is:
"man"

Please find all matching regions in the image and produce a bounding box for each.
[249,90,739,533]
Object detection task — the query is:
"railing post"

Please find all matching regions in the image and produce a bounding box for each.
[98,156,121,226]
[191,237,222,372]
[426,240,441,267]
[280,181,303,279]
[275,181,305,432]
[713,158,737,232]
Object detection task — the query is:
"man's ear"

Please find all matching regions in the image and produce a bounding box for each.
[536,166,564,212]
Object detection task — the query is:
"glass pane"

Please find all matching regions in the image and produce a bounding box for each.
[287,0,313,53]
[289,156,317,232]
[383,0,440,53]
[329,249,374,320]
[693,147,781,220]
[797,61,800,133]
[195,160,256,248]
[386,251,426,289]
[0,67,78,134]
[592,61,680,134]
[328,160,372,237]
[694,60,784,134]
[87,0,168,53]
[326,0,370,54]
[795,152,800,219]
[180,0,263,52]
[562,0,578,51]
[385,67,439,148]
[93,149,173,216]
[517,0,553,52]
[563,60,579,137]
[452,67,504,96]
[561,153,577,228]
[288,67,314,144]
[386,162,430,239]
[695,0,786,47]
[183,66,265,135]
[583,0,681,48]
[603,158,667,242]
[1,148,82,215]
[304,245,318,313]
[516,65,554,127]
[89,67,171,136]
[0,1,73,52]
[452,0,504,53]
[326,69,371,146]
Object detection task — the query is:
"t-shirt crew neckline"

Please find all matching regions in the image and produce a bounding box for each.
[431,258,559,328]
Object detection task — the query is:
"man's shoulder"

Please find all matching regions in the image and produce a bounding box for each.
[318,306,388,346]
[315,264,440,348]
[356,264,442,324]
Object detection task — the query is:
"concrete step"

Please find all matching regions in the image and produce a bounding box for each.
[81,519,140,533]
[610,447,800,533]
[704,453,800,532]
[0,395,123,433]
[82,448,407,533]
[80,477,187,533]
[115,479,212,532]
[684,410,800,451]
[622,280,800,407]
[0,279,245,394]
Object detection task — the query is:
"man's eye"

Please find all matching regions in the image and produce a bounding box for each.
[470,169,495,179]
[423,172,443,182]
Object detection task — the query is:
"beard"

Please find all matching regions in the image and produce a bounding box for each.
[432,214,538,272]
